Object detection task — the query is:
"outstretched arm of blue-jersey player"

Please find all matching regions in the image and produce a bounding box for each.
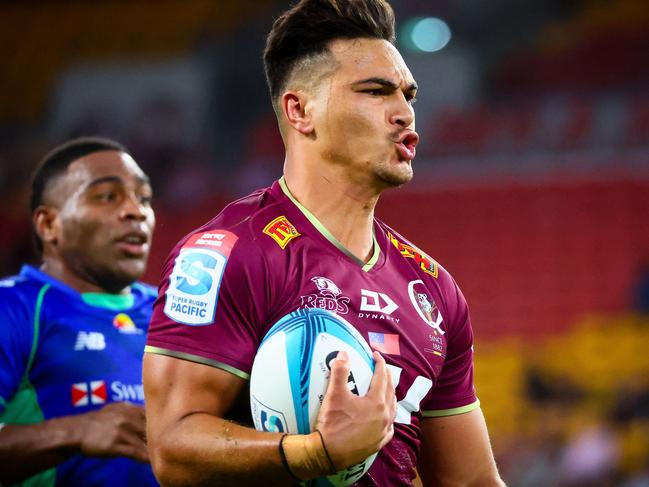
[0,402,149,485]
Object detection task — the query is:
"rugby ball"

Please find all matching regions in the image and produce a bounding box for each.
[250,308,377,486]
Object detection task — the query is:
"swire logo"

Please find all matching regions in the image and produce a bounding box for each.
[70,380,145,407]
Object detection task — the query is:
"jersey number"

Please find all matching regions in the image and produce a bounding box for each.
[386,364,433,424]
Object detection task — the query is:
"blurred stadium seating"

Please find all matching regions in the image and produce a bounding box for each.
[1,0,648,485]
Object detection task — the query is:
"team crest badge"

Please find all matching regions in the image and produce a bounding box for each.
[408,280,445,335]
[300,276,350,314]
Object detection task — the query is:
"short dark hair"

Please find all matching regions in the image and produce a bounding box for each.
[263,0,396,102]
[30,136,127,252]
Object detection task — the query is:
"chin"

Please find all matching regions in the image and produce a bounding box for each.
[114,260,147,285]
[376,164,413,187]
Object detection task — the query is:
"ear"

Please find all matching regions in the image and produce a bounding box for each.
[33,206,60,247]
[281,90,315,135]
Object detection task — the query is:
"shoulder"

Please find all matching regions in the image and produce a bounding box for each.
[131,281,158,304]
[377,219,466,313]
[165,184,295,270]
[377,220,446,280]
[0,271,50,355]
[0,271,46,319]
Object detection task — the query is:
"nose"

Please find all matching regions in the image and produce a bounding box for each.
[389,93,415,128]
[119,192,148,221]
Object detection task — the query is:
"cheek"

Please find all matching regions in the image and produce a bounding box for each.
[326,106,381,145]
[60,215,105,249]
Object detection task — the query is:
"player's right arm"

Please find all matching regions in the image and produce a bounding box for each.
[0,403,149,484]
[143,349,395,487]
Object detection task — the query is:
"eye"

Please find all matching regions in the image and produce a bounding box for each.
[96,191,118,202]
[363,88,385,96]
[139,194,153,206]
[405,92,417,105]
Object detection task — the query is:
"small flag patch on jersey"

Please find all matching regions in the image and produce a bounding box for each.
[368,332,401,355]
[263,216,300,249]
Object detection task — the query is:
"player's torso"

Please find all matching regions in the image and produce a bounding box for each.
[31,286,152,419]
[259,220,448,484]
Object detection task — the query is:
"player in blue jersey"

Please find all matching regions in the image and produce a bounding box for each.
[0,137,159,486]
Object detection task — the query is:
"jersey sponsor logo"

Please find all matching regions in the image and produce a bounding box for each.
[360,289,398,314]
[71,380,107,407]
[113,313,142,334]
[263,215,300,249]
[358,289,400,323]
[301,276,350,314]
[387,231,438,278]
[408,280,445,335]
[74,331,106,351]
[164,231,237,326]
[111,381,145,402]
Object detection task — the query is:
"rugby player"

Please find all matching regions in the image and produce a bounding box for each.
[144,1,504,485]
[0,138,158,486]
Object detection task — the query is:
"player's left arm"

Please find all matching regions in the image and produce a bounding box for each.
[418,408,504,486]
[416,272,504,486]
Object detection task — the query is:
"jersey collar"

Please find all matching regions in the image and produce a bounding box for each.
[20,265,135,310]
[277,177,381,272]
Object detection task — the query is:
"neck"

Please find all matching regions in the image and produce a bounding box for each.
[283,150,381,263]
[40,255,129,295]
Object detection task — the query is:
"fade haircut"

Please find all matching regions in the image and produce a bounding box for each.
[30,136,127,253]
[263,0,396,113]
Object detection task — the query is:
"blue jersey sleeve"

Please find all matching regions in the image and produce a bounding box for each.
[0,281,36,413]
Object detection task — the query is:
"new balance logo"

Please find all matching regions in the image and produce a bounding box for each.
[74,332,106,351]
[360,289,398,315]
[71,381,107,407]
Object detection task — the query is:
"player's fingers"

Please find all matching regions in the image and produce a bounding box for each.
[325,350,351,397]
[115,433,150,463]
[384,359,396,404]
[367,351,389,398]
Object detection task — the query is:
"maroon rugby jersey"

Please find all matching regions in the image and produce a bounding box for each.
[146,178,479,486]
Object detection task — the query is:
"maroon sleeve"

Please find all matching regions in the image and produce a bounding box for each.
[145,229,270,379]
[421,278,479,415]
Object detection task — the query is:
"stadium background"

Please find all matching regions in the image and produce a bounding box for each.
[1,1,648,485]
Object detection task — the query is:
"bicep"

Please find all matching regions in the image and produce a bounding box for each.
[143,352,246,443]
[418,408,503,487]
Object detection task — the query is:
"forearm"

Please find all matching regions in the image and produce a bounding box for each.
[150,412,297,487]
[0,417,81,484]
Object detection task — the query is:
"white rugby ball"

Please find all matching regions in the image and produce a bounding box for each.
[250,308,377,486]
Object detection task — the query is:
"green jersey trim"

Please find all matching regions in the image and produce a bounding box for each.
[278,177,380,272]
[422,399,481,418]
[26,284,50,373]
[144,346,250,380]
[82,292,135,310]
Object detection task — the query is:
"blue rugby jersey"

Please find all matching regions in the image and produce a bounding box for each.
[0,265,158,487]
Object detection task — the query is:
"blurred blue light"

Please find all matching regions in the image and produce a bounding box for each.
[410,17,451,53]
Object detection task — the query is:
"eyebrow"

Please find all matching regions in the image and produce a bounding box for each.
[353,77,418,92]
[86,174,151,189]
